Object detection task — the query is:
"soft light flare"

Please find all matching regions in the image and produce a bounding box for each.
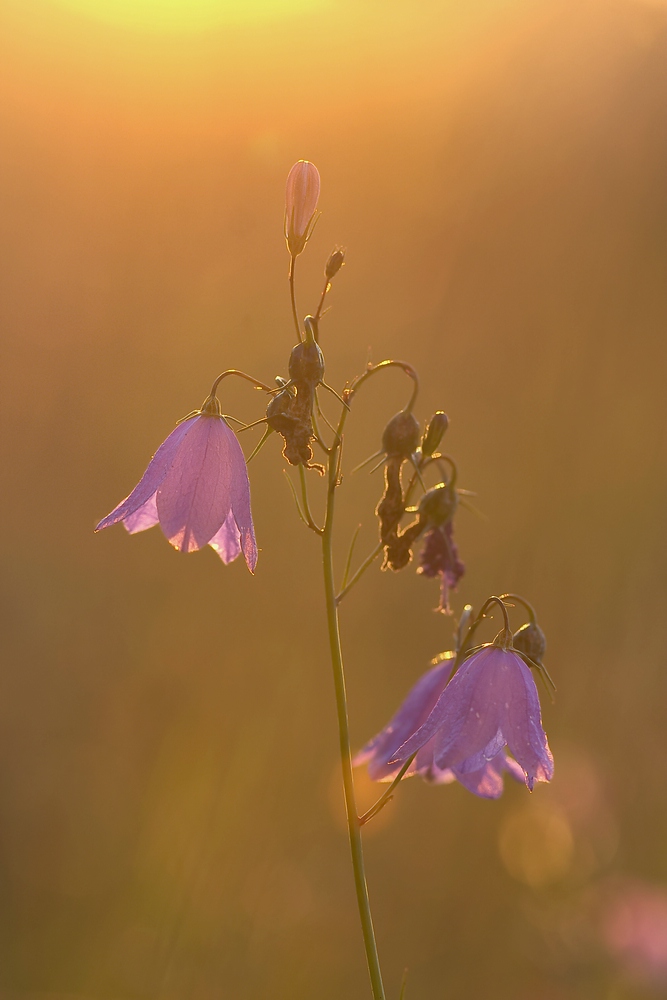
[52,0,328,31]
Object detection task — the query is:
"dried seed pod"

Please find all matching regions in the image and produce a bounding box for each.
[418,482,458,527]
[381,410,420,459]
[513,622,547,665]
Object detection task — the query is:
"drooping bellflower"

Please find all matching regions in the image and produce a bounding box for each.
[95,398,257,572]
[393,644,554,791]
[354,655,525,800]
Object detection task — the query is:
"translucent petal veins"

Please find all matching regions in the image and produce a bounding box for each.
[95,414,258,572]
[393,647,553,791]
[355,647,548,798]
[94,417,198,532]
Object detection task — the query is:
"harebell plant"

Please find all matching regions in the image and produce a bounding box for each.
[96,160,555,999]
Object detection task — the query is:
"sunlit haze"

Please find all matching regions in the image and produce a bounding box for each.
[1,0,665,997]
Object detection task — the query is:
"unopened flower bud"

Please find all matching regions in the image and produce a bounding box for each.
[325,247,345,280]
[513,622,547,664]
[421,411,449,457]
[285,160,320,257]
[418,482,458,526]
[381,411,420,459]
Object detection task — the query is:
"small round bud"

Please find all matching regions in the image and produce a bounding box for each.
[285,160,320,257]
[325,247,346,280]
[421,411,449,457]
[381,410,420,459]
[418,482,458,526]
[513,622,547,664]
[288,340,325,385]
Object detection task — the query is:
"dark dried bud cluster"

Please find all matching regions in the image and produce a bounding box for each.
[376,421,461,577]
[377,456,424,573]
[376,459,403,547]
[377,470,465,611]
[375,411,421,571]
[513,622,547,664]
[267,334,326,471]
[383,518,424,572]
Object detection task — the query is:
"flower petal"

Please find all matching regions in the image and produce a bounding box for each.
[452,754,506,799]
[95,417,198,531]
[425,765,457,786]
[432,648,528,771]
[504,655,554,789]
[226,425,258,573]
[395,647,503,769]
[209,510,242,564]
[156,416,233,552]
[123,493,159,534]
[454,726,507,774]
[354,660,454,781]
[502,753,527,784]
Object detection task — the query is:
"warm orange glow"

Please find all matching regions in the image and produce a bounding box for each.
[2,0,665,995]
[51,0,328,30]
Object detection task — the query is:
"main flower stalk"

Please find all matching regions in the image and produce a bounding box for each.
[321,426,386,1000]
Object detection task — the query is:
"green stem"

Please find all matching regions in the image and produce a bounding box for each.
[299,464,323,535]
[322,436,386,1000]
[289,255,301,341]
[336,542,383,605]
[358,753,416,827]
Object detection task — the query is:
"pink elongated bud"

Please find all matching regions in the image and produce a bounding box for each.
[285,160,321,257]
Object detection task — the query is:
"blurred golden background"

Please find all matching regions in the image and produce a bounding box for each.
[1,0,666,997]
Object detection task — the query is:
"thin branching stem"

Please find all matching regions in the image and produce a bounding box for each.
[358,754,416,827]
[209,369,274,397]
[498,593,537,624]
[336,542,383,605]
[311,407,333,455]
[346,360,420,414]
[283,470,309,527]
[298,464,324,535]
[340,524,362,593]
[313,276,331,324]
[246,427,273,463]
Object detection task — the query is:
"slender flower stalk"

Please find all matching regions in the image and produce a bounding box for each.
[321,400,386,1000]
[315,360,422,999]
